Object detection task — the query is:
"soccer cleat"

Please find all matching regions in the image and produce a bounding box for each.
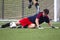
[10,22,16,28]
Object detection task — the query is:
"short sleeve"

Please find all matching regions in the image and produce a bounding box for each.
[36,12,43,19]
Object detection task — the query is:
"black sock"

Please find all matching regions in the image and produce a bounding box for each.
[35,3,39,8]
[1,23,10,28]
[29,0,38,3]
[35,3,40,14]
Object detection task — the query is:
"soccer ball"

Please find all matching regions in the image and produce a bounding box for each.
[10,22,16,28]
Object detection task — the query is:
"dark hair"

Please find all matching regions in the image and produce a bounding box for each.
[43,9,49,14]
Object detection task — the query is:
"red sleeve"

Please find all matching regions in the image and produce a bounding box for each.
[36,12,43,19]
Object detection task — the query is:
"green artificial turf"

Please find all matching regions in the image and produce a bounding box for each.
[0,22,60,40]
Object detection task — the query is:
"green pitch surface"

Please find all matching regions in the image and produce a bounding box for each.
[0,22,60,40]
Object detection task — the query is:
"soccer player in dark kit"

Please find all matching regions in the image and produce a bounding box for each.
[28,0,40,14]
[28,0,39,8]
[0,9,56,29]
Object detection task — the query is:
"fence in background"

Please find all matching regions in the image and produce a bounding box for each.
[0,0,54,19]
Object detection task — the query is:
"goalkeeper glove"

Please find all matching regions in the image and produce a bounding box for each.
[37,25,44,29]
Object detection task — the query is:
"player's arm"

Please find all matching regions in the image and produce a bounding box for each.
[35,18,40,27]
[47,22,55,28]
[35,14,41,28]
[35,17,41,28]
[35,13,42,28]
[47,21,52,26]
[46,17,55,28]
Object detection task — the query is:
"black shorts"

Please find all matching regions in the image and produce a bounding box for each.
[29,0,38,2]
[36,0,38,1]
[39,17,50,24]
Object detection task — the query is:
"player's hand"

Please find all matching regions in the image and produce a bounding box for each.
[37,25,40,28]
[37,25,44,29]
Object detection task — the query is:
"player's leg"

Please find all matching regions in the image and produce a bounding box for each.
[16,21,22,28]
[34,1,40,14]
[28,23,36,28]
[28,0,40,14]
[16,17,31,28]
[33,0,38,5]
[17,17,36,28]
[1,22,10,28]
[35,3,40,14]
[0,22,18,28]
[28,0,33,8]
[32,0,40,13]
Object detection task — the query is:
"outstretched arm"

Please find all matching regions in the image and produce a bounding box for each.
[47,22,55,28]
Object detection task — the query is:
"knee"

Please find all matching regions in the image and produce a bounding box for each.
[31,24,35,27]
[28,24,36,28]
